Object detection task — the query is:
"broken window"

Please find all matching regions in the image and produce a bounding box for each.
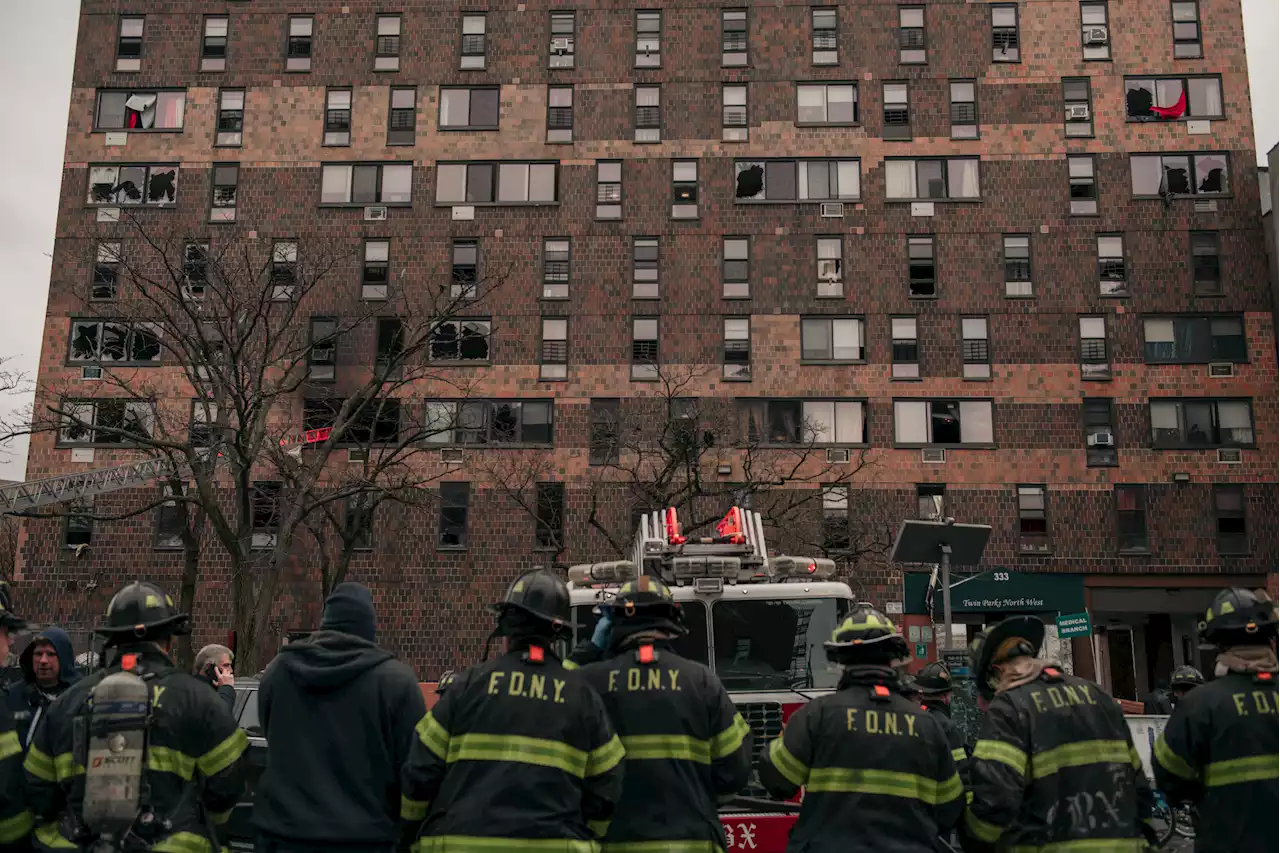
[451,240,478,298]
[742,400,865,445]
[632,317,659,380]
[1018,485,1049,550]
[883,82,911,139]
[1171,1,1202,58]
[215,89,244,146]
[1097,235,1126,296]
[797,83,857,125]
[375,15,401,71]
[733,159,860,202]
[1068,155,1098,215]
[287,16,313,71]
[321,163,413,205]
[92,242,121,300]
[1130,153,1229,197]
[812,8,838,65]
[308,317,337,381]
[535,483,565,550]
[542,238,570,298]
[822,486,850,552]
[633,237,659,298]
[885,157,980,200]
[116,16,144,72]
[439,87,499,130]
[349,399,402,445]
[363,240,390,299]
[898,6,927,63]
[69,321,161,365]
[722,9,748,66]
[908,236,936,297]
[1213,486,1247,554]
[635,86,661,143]
[636,10,661,67]
[439,482,470,548]
[1064,78,1094,137]
[183,242,209,299]
[891,317,920,378]
[949,81,978,139]
[96,91,186,131]
[1124,76,1222,120]
[64,503,94,548]
[388,87,417,145]
[58,399,154,445]
[271,241,298,300]
[801,317,864,362]
[723,237,750,298]
[155,483,186,549]
[251,482,281,548]
[345,494,376,551]
[671,160,698,218]
[723,85,748,141]
[596,160,622,219]
[460,14,486,69]
[547,86,574,143]
[210,163,238,223]
[87,164,178,206]
[448,400,554,444]
[589,399,620,465]
[550,11,575,68]
[540,318,568,380]
[430,319,491,362]
[323,89,352,145]
[1191,231,1222,295]
[202,16,228,71]
[723,318,751,380]
[991,4,1019,61]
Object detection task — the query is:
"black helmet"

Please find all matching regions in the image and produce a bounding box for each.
[969,615,1045,701]
[1169,665,1205,690]
[899,672,923,698]
[491,569,571,638]
[0,582,27,632]
[824,603,909,666]
[611,575,685,637]
[435,670,457,696]
[916,661,954,695]
[95,581,190,645]
[1199,587,1278,647]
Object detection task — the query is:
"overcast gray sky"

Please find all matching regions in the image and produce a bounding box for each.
[0,1,1276,480]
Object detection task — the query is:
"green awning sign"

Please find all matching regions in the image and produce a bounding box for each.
[1056,612,1092,638]
[902,570,1085,616]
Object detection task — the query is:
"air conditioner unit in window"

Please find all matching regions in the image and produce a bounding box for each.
[1086,431,1114,447]
[826,448,851,464]
[820,202,845,218]
[1208,362,1234,377]
[1217,448,1243,464]
[551,37,572,53]
[1194,199,1218,213]
[1083,26,1109,44]
[1066,104,1091,121]
[1019,540,1051,553]
[921,448,946,464]
[348,448,368,463]
[81,366,103,380]
[441,447,465,464]
[364,206,388,221]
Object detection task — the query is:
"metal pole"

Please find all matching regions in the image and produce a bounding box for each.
[940,544,953,651]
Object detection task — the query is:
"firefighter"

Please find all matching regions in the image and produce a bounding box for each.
[401,569,625,851]
[1166,664,1205,709]
[1153,587,1278,853]
[577,575,751,851]
[963,616,1153,852]
[758,604,963,851]
[916,661,971,798]
[0,582,33,849]
[23,581,247,853]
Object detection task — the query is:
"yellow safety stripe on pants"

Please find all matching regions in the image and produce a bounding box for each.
[53,753,85,781]
[709,714,750,760]
[209,808,234,826]
[586,818,611,838]
[1031,739,1131,780]
[417,712,451,761]
[1153,735,1198,781]
[951,748,968,763]
[964,809,1005,844]
[1203,754,1280,787]
[448,733,589,777]
[767,738,808,788]
[973,739,1029,778]
[0,810,33,844]
[586,734,625,777]
[1128,746,1142,771]
[1008,840,1148,853]
[401,794,430,821]
[149,746,197,780]
[34,823,78,850]
[806,768,963,805]
[23,746,55,782]
[197,729,248,777]
[0,731,21,762]
[415,836,601,852]
[152,831,214,853]
[621,734,709,763]
[603,842,724,853]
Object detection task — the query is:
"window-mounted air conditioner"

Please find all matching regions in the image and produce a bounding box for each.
[1208,362,1234,377]
[364,206,388,221]
[551,37,572,53]
[1086,431,1115,447]
[1083,26,1109,44]
[826,448,851,464]
[441,447,465,464]
[1066,104,1091,121]
[921,448,946,463]
[1217,448,1242,464]
[348,448,368,463]
[81,366,103,380]
[820,202,845,218]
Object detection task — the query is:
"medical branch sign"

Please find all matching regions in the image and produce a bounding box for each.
[1055,612,1093,638]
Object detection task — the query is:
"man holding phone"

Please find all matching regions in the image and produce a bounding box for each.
[194,643,237,713]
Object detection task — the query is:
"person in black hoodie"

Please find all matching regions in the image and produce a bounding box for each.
[254,583,425,853]
[6,626,80,750]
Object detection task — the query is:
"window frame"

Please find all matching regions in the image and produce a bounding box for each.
[450,239,479,299]
[63,502,94,549]
[374,14,402,72]
[672,160,699,218]
[1017,484,1050,551]
[92,241,122,301]
[116,15,145,71]
[362,238,390,300]
[286,15,314,72]
[1129,152,1231,199]
[635,85,662,143]
[434,161,560,207]
[589,398,621,466]
[917,483,946,521]
[155,482,186,550]
[596,160,623,220]
[732,158,862,203]
[1068,154,1099,215]
[1097,233,1128,297]
[961,316,992,380]
[949,80,978,139]
[428,400,556,446]
[322,88,353,146]
[1063,77,1095,138]
[86,164,181,207]
[1149,398,1256,449]
[884,157,983,202]
[816,235,844,297]
[722,236,751,299]
[635,10,662,67]
[801,316,866,364]
[796,82,859,127]
[891,316,920,379]
[723,84,749,141]
[201,16,229,72]
[741,398,869,447]
[56,398,155,448]
[214,88,245,148]
[898,5,927,64]
[549,10,576,69]
[1190,231,1223,295]
[542,237,571,299]
[320,163,414,207]
[1213,484,1248,555]
[387,86,417,146]
[547,85,574,144]
[534,482,566,550]
[811,7,839,65]
[892,398,996,448]
[1080,1,1111,61]
[1123,75,1224,122]
[539,317,568,381]
[182,241,209,300]
[883,81,912,139]
[459,13,487,70]
[907,235,937,298]
[1079,314,1111,380]
[1083,398,1118,467]
[721,8,749,66]
[991,3,1020,62]
[438,482,470,550]
[1003,234,1032,297]
[722,317,751,380]
[438,86,500,132]
[67,318,162,367]
[1171,0,1203,59]
[1115,485,1150,553]
[1141,314,1247,364]
[428,318,492,364]
[94,89,188,132]
[307,316,338,382]
[631,316,660,381]
[632,237,659,299]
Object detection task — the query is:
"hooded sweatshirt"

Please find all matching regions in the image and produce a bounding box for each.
[253,630,425,851]
[8,626,81,748]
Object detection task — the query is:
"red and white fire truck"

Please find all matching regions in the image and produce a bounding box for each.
[566,507,855,853]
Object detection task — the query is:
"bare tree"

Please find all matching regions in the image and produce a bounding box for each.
[11,212,510,671]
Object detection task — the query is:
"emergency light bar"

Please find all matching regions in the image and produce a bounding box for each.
[768,555,837,580]
[568,560,640,587]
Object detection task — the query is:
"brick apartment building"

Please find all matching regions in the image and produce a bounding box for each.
[14,0,1277,692]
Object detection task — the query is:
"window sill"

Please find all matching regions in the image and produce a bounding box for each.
[540,295,570,302]
[795,122,861,129]
[1099,292,1130,299]
[57,443,145,451]
[428,361,492,367]
[1133,194,1232,202]
[437,546,469,553]
[319,203,413,209]
[734,198,862,205]
[1126,115,1224,124]
[891,374,923,382]
[721,374,753,382]
[1117,548,1152,556]
[439,126,500,133]
[533,545,563,553]
[800,360,869,366]
[92,128,184,134]
[1144,359,1248,366]
[1192,290,1225,297]
[386,140,416,147]
[538,375,568,383]
[85,204,176,211]
[885,197,983,204]
[760,443,870,450]
[893,444,998,450]
[1086,461,1120,468]
[433,201,560,208]
[962,375,993,382]
[66,362,162,369]
[909,294,939,300]
[154,544,185,552]
[1216,550,1252,558]
[321,142,353,148]
[1153,444,1256,452]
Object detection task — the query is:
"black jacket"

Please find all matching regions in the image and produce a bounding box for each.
[23,643,246,853]
[1153,668,1278,853]
[578,640,751,850]
[963,667,1152,852]
[923,700,971,801]
[8,629,81,750]
[253,630,425,851]
[0,702,31,848]
[758,666,963,853]
[1142,688,1175,716]
[401,642,624,850]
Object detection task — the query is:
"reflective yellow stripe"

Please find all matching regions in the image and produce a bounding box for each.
[562,660,580,671]
[197,729,248,777]
[1129,745,1142,771]
[415,837,600,852]
[586,818,610,837]
[35,823,78,850]
[401,794,430,821]
[416,712,451,761]
[973,739,1029,778]
[209,808,234,826]
[709,713,750,759]
[1154,735,1198,781]
[603,843,723,853]
[1009,841,1148,853]
[586,734,625,777]
[449,733,589,777]
[149,746,197,780]
[965,790,974,804]
[153,832,214,853]
[767,737,808,787]
[1032,739,1131,780]
[951,747,968,762]
[807,768,963,805]
[0,731,21,762]
[1203,754,1279,787]
[620,734,709,763]
[24,746,55,782]
[0,810,32,844]
[53,752,85,780]
[965,808,1004,843]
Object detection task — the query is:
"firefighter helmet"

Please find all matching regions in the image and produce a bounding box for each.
[899,672,923,699]
[824,603,909,665]
[1169,665,1205,690]
[916,661,954,695]
[969,615,1045,701]
[0,581,26,632]
[95,581,190,645]
[435,670,457,696]
[610,575,685,636]
[1199,587,1278,647]
[491,569,571,638]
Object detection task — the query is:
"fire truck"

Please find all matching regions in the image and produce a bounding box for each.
[566,507,855,853]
